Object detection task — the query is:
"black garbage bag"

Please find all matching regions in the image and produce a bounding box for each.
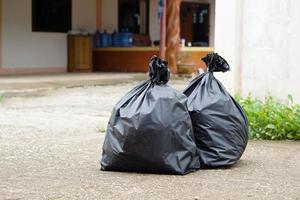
[183,53,249,168]
[101,56,200,175]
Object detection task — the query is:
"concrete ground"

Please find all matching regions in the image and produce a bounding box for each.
[0,73,147,95]
[0,74,299,200]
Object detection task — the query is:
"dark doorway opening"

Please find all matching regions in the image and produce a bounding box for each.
[118,0,149,34]
[180,2,210,46]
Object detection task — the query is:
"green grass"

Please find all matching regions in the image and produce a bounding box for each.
[236,95,300,140]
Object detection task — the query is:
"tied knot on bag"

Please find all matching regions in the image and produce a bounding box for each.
[202,53,230,73]
[149,56,170,84]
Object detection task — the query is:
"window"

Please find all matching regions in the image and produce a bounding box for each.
[118,0,149,34]
[32,0,72,33]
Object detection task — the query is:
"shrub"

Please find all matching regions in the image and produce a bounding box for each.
[236,95,300,140]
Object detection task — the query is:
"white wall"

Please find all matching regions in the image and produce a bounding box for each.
[214,0,241,94]
[214,0,300,103]
[1,0,96,68]
[240,0,300,103]
[286,0,300,103]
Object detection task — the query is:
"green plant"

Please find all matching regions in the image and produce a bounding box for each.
[236,95,300,140]
[0,95,4,103]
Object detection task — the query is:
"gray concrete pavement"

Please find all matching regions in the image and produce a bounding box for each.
[0,80,299,200]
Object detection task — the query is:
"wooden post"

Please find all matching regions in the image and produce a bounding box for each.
[96,0,102,31]
[166,0,181,74]
[159,0,166,59]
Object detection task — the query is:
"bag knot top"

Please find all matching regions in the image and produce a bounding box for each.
[202,53,230,73]
[149,56,170,84]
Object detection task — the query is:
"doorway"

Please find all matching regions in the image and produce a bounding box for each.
[180,2,210,46]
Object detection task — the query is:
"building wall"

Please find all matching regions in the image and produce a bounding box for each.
[240,0,300,103]
[0,0,215,71]
[0,0,159,70]
[214,0,241,94]
[285,0,300,103]
[214,0,300,103]
[3,0,298,103]
[1,0,96,69]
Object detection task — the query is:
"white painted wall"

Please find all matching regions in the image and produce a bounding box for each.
[285,0,300,103]
[1,0,96,68]
[214,0,241,94]
[240,0,300,103]
[214,0,300,103]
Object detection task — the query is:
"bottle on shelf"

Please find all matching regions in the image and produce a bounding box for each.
[93,30,102,48]
[101,29,111,48]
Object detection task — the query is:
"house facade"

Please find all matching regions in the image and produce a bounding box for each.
[0,0,300,102]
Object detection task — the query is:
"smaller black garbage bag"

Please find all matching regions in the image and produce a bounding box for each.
[183,53,249,168]
[101,56,200,175]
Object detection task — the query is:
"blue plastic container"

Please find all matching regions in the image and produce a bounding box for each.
[93,30,101,48]
[101,30,111,47]
[111,30,119,47]
[119,32,133,47]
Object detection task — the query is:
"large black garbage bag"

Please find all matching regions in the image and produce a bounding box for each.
[183,53,249,168]
[101,56,200,175]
